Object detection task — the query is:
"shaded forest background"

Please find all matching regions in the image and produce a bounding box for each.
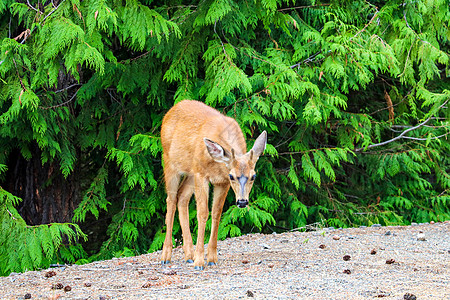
[0,0,449,276]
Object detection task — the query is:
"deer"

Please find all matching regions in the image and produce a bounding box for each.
[160,100,267,270]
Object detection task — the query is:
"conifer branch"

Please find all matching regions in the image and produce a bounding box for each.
[290,51,323,69]
[26,0,41,14]
[39,87,80,110]
[355,99,449,152]
[402,132,450,141]
[6,208,17,220]
[277,4,330,12]
[54,84,81,93]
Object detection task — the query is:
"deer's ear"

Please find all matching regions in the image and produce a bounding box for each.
[249,131,267,163]
[204,138,232,164]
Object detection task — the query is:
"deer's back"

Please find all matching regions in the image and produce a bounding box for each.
[161,100,246,177]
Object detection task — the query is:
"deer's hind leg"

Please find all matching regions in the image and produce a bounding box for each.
[161,166,181,264]
[177,175,195,263]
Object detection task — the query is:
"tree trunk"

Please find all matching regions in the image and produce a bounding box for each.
[5,144,80,225]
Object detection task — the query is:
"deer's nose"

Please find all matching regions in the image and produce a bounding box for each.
[236,199,248,208]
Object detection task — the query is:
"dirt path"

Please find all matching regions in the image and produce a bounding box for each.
[1,222,449,299]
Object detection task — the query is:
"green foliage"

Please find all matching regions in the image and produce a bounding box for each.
[1,0,449,276]
[0,188,87,276]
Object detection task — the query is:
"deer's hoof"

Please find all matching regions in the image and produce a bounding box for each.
[161,260,171,265]
[186,259,194,263]
[194,266,204,271]
[207,262,216,266]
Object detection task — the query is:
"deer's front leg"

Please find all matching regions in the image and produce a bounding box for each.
[193,175,210,270]
[207,183,230,266]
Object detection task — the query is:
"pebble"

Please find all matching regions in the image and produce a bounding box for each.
[386,259,395,264]
[404,293,417,300]
[385,231,391,236]
[371,224,382,228]
[162,269,177,275]
[417,232,426,241]
[332,235,341,240]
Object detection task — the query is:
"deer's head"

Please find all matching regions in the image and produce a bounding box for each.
[204,131,267,208]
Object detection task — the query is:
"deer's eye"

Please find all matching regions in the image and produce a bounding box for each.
[251,174,256,181]
[229,174,235,180]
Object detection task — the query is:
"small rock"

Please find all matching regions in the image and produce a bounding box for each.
[84,282,92,287]
[371,224,382,228]
[417,232,426,241]
[149,276,159,280]
[142,282,153,288]
[386,258,395,264]
[268,264,274,268]
[343,269,351,274]
[411,222,418,226]
[44,271,56,278]
[52,283,64,290]
[384,231,391,236]
[430,221,435,224]
[343,255,351,261]
[359,225,367,228]
[162,269,177,275]
[247,290,254,297]
[404,293,417,300]
[64,285,71,292]
[370,249,377,255]
[24,293,31,299]
[261,244,270,249]
[242,259,249,264]
[319,244,326,249]
[178,284,189,289]
[332,235,340,240]
[280,239,289,243]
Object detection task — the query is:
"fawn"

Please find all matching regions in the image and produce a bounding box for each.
[160,100,267,270]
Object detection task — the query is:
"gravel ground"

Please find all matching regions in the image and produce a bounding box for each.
[1,222,449,300]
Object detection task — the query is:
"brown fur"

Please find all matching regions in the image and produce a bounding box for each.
[160,100,267,269]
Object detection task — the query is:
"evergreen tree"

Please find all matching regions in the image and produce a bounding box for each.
[0,0,448,275]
